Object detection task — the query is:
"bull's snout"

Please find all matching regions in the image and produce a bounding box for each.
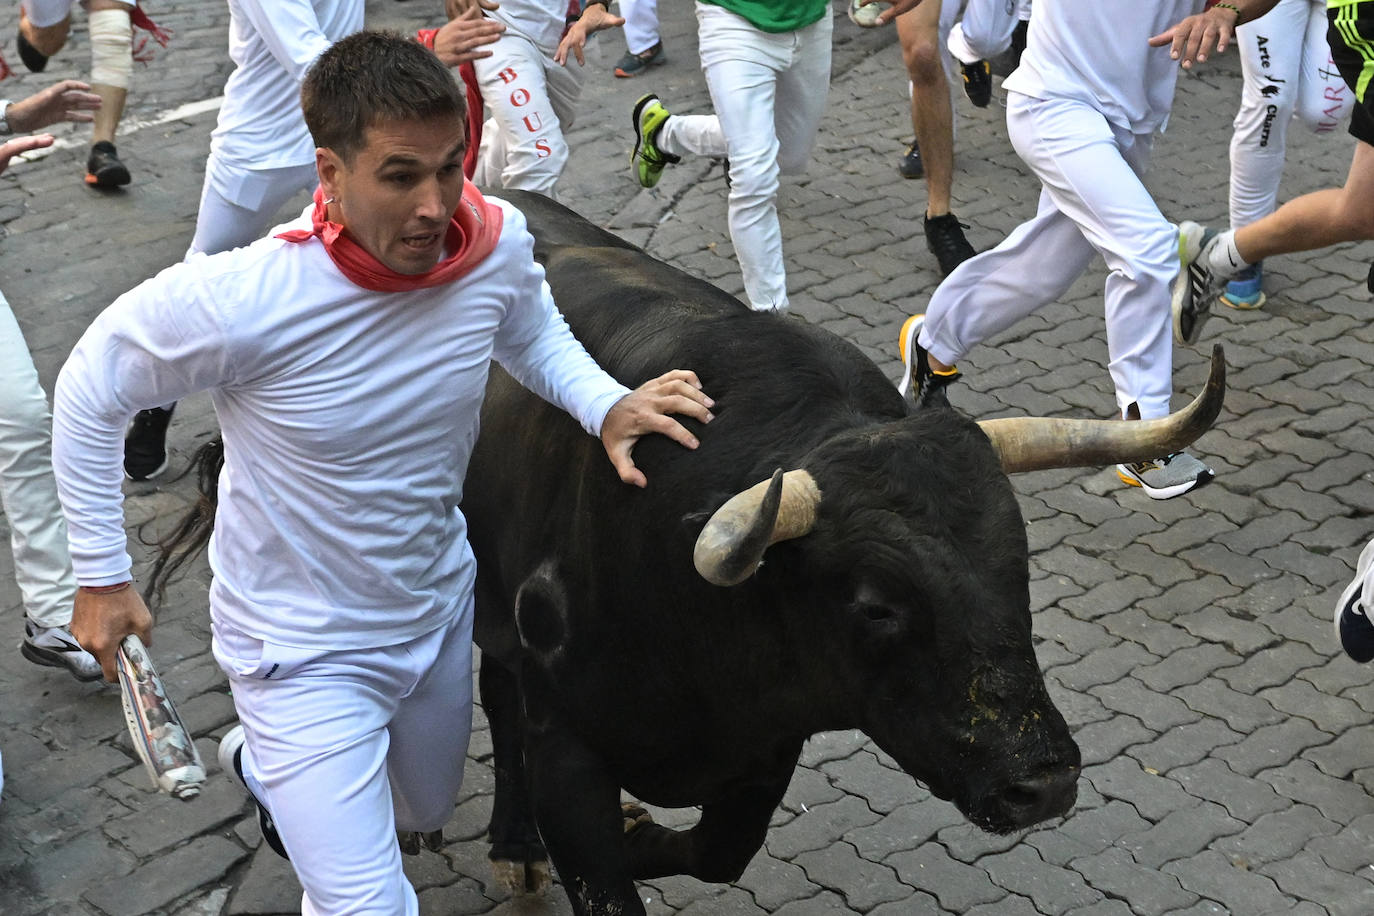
[987,765,1079,832]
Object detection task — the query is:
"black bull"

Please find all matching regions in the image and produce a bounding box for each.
[150,192,1223,916]
[461,191,1224,915]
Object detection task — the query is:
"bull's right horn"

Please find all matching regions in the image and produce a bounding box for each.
[977,345,1225,474]
[694,469,821,587]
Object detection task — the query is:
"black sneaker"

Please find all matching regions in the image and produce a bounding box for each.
[897,313,961,409]
[124,406,173,481]
[85,141,131,188]
[218,725,290,860]
[898,138,923,179]
[1335,541,1374,663]
[16,30,48,72]
[924,212,976,278]
[961,59,992,108]
[1010,20,1028,70]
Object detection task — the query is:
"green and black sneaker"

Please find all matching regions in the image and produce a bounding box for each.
[631,93,680,189]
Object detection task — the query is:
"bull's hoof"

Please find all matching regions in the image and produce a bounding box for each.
[490,857,552,896]
[396,829,444,855]
[622,802,655,835]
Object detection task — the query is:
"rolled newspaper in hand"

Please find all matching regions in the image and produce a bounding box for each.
[116,634,206,800]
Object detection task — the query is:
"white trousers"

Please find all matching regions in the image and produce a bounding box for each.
[214,604,475,916]
[946,0,1026,64]
[472,31,584,197]
[658,3,832,311]
[1228,0,1354,229]
[0,292,76,628]
[186,161,319,258]
[21,0,135,29]
[622,0,660,54]
[922,94,1176,420]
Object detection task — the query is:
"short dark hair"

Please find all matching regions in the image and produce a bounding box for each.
[301,30,467,162]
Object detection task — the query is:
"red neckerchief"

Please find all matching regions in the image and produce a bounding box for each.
[277,181,504,292]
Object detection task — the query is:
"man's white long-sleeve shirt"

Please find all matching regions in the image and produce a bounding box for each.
[211,0,364,173]
[53,199,630,651]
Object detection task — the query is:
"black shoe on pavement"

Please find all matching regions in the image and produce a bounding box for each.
[218,725,290,860]
[961,59,992,108]
[85,141,131,188]
[924,212,976,278]
[898,139,923,179]
[124,406,174,481]
[16,30,48,72]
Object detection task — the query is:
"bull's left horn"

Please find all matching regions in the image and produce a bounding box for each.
[694,469,821,587]
[977,345,1225,474]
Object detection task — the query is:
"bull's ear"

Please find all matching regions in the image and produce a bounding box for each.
[693,469,820,587]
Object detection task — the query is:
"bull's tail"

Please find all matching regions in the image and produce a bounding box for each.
[144,436,223,604]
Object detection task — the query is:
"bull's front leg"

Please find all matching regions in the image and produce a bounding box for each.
[524,723,647,916]
[622,763,795,884]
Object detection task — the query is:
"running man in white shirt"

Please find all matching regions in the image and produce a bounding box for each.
[52,31,712,914]
[896,0,1218,501]
[122,3,504,484]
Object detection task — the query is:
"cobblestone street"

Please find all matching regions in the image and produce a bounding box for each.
[2,1,1374,914]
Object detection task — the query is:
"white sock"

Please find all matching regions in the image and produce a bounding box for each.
[1204,230,1249,277]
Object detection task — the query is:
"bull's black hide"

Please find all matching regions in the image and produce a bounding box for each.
[463,191,1081,916]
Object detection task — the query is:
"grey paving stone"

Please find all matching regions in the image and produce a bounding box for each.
[1093,607,1198,657]
[1214,804,1339,866]
[1261,760,1374,826]
[84,835,249,916]
[886,843,1006,912]
[1048,642,1160,695]
[1213,718,1334,778]
[793,842,910,911]
[737,852,821,912]
[1133,645,1243,694]
[1259,850,1374,916]
[1119,800,1246,870]
[1089,677,1201,734]
[1162,850,1296,916]
[982,845,1102,914]
[1073,715,1156,768]
[765,796,882,861]
[1126,718,1243,776]
[1069,846,1197,916]
[1084,758,1196,823]
[1170,758,1289,823]
[820,750,920,816]
[1174,677,1288,733]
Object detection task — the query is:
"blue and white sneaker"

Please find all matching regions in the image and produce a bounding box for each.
[1335,540,1374,663]
[1219,261,1266,310]
[218,725,290,859]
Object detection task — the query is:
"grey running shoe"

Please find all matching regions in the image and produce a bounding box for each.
[219,725,290,860]
[1116,451,1214,500]
[614,40,665,78]
[1171,221,1223,345]
[1335,540,1374,663]
[22,618,103,682]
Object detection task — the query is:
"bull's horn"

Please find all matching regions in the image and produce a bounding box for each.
[977,345,1226,474]
[694,469,821,587]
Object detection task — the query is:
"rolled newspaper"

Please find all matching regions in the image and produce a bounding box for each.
[116,634,206,800]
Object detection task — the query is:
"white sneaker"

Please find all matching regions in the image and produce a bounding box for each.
[1334,540,1374,663]
[21,619,103,682]
[1171,222,1222,345]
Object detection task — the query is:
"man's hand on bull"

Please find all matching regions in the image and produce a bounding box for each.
[432,7,505,67]
[554,3,625,67]
[71,583,154,682]
[600,369,714,488]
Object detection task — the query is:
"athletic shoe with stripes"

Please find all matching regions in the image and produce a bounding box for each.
[1171,221,1222,345]
[1116,451,1213,500]
[630,93,680,189]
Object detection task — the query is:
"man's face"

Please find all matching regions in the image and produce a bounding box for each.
[318,115,467,275]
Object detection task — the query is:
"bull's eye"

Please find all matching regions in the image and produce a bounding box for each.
[856,603,895,623]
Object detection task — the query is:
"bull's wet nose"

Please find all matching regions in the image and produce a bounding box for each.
[1001,766,1079,825]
